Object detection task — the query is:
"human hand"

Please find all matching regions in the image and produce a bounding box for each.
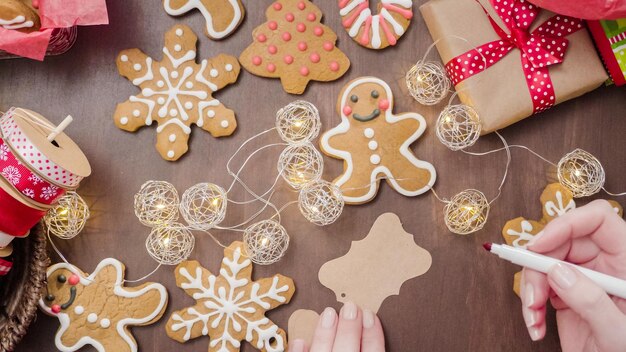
[289,302,385,352]
[520,200,626,351]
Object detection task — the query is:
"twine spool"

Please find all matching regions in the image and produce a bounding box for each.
[277,142,323,189]
[443,189,490,235]
[275,100,321,144]
[134,180,179,226]
[243,220,289,265]
[405,61,451,106]
[557,149,605,198]
[43,191,90,239]
[298,180,344,226]
[145,223,195,265]
[436,104,481,151]
[179,183,227,230]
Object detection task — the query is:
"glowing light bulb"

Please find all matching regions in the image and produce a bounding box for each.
[574,169,582,177]
[162,237,171,246]
[261,237,269,246]
[58,208,69,216]
[156,203,166,210]
[294,120,303,128]
[211,198,220,207]
[444,115,452,124]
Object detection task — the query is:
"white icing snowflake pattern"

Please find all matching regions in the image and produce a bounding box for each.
[544,190,575,218]
[40,185,59,200]
[22,188,35,198]
[0,144,9,161]
[506,220,538,249]
[166,242,294,352]
[1,165,21,185]
[28,173,43,185]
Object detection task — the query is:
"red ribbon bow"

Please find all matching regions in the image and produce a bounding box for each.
[445,0,584,113]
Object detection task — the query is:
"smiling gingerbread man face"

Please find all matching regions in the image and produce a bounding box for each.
[321,76,436,204]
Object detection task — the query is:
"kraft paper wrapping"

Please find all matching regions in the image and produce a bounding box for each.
[420,0,608,134]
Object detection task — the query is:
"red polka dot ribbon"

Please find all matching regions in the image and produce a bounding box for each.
[444,0,584,113]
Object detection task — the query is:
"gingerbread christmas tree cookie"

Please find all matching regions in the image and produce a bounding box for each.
[166,241,295,352]
[320,76,436,204]
[39,258,168,352]
[114,24,240,161]
[239,0,350,94]
[163,0,245,40]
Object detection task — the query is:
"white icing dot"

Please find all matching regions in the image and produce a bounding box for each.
[169,109,177,117]
[185,81,193,89]
[174,44,182,52]
[364,128,375,138]
[207,110,215,118]
[132,109,140,117]
[133,64,142,71]
[171,71,179,79]
[87,313,98,323]
[210,69,219,77]
[184,102,193,110]
[167,150,175,158]
[370,154,381,165]
[157,80,165,88]
[157,97,166,104]
[225,64,233,72]
[119,117,128,125]
[169,134,177,142]
[368,140,378,150]
[74,306,84,315]
[176,28,183,36]
[221,120,229,128]
[120,55,128,62]
[100,319,111,329]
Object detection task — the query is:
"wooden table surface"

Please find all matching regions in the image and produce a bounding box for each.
[2,0,625,351]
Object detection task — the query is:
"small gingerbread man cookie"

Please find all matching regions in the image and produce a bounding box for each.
[39,259,168,352]
[320,76,436,204]
[163,0,245,40]
[114,25,240,161]
[0,0,40,32]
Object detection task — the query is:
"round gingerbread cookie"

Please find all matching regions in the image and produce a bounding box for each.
[0,0,40,32]
[339,0,413,50]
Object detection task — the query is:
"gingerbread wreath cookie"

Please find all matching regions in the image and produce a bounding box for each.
[166,241,295,352]
[114,24,240,161]
[163,0,245,40]
[39,258,168,352]
[239,0,350,95]
[502,183,624,295]
[320,76,436,204]
[339,0,413,49]
[0,0,40,32]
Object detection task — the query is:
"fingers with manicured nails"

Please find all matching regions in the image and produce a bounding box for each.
[361,309,385,352]
[547,263,626,350]
[290,339,308,352]
[331,302,362,352]
[310,307,338,352]
[520,269,550,341]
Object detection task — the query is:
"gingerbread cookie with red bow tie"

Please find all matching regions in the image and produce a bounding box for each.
[320,76,436,204]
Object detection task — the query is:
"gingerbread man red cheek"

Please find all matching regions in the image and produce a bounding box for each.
[320,76,437,204]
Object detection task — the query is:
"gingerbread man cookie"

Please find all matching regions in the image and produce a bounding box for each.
[39,258,168,352]
[163,0,244,40]
[502,183,624,295]
[166,241,295,352]
[0,0,40,32]
[339,0,413,49]
[320,76,436,204]
[239,0,350,95]
[114,24,240,161]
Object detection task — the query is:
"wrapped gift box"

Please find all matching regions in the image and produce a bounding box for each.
[588,19,626,86]
[420,0,608,133]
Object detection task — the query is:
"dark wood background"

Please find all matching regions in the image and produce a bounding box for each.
[1,0,625,351]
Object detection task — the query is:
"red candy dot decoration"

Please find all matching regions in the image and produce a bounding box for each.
[330,61,340,71]
[298,1,306,10]
[323,42,333,51]
[252,56,262,65]
[273,2,282,10]
[298,42,308,51]
[267,63,276,72]
[300,67,310,76]
[257,34,267,42]
[378,98,390,111]
[285,13,295,22]
[343,105,352,115]
[68,274,80,286]
[297,23,306,32]
[268,21,278,30]
[282,32,292,41]
[284,55,294,64]
[310,53,320,63]
[313,26,323,36]
[307,13,316,21]
[51,304,61,314]
[268,45,278,54]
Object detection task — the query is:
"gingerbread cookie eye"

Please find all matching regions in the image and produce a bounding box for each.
[350,94,359,102]
[45,294,56,302]
[57,274,67,283]
[371,90,379,98]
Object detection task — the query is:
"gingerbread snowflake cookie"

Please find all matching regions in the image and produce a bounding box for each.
[114,24,240,161]
[339,0,413,49]
[163,0,245,40]
[0,0,40,32]
[320,76,436,204]
[166,241,295,352]
[502,183,624,295]
[239,0,350,95]
[39,258,168,352]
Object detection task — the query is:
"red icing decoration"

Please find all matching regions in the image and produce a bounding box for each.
[268,45,278,54]
[286,13,295,22]
[68,274,80,286]
[379,17,397,46]
[342,105,352,115]
[313,26,324,36]
[297,23,306,32]
[268,21,278,30]
[307,13,316,21]
[330,61,340,71]
[298,42,308,51]
[284,55,294,64]
[257,34,267,43]
[282,32,292,41]
[267,63,277,72]
[51,304,61,314]
[300,67,310,76]
[310,52,320,63]
[252,56,262,65]
[379,99,390,111]
[360,17,372,45]
[298,1,306,10]
[273,2,282,10]
[323,42,333,51]
[382,3,413,19]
